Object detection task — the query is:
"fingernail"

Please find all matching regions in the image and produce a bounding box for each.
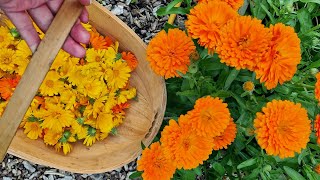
[89,0,92,4]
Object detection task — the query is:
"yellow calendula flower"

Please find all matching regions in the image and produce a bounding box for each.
[80,62,103,79]
[0,19,137,155]
[39,71,64,96]
[55,142,73,155]
[113,113,124,127]
[0,48,18,72]
[104,46,118,64]
[111,41,119,53]
[78,79,104,99]
[81,22,92,32]
[0,26,13,48]
[86,48,106,63]
[84,115,97,128]
[39,103,74,132]
[105,60,131,89]
[84,126,98,146]
[51,50,70,70]
[96,112,114,133]
[91,95,108,118]
[60,57,79,77]
[44,129,62,145]
[14,40,31,75]
[103,91,117,113]
[23,121,43,140]
[117,88,137,104]
[0,101,8,116]
[4,19,15,29]
[68,66,91,86]
[33,22,44,39]
[98,131,109,141]
[71,119,87,140]
[60,88,77,110]
[16,40,31,58]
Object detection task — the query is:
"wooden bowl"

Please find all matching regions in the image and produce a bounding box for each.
[2,1,166,174]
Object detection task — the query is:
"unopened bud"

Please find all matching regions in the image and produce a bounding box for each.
[243,81,255,92]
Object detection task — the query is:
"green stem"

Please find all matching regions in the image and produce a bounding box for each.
[296,83,315,89]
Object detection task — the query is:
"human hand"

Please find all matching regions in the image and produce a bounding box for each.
[0,0,91,58]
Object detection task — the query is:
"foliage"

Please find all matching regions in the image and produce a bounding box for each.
[131,0,320,179]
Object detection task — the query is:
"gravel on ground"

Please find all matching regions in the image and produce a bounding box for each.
[1,0,172,179]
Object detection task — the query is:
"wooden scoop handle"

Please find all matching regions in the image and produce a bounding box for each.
[0,0,83,161]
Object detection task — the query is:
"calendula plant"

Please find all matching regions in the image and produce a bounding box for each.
[0,20,138,155]
[130,0,320,179]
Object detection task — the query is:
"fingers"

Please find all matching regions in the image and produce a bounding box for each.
[5,11,40,52]
[27,4,54,32]
[70,22,90,44]
[80,8,89,23]
[46,0,63,14]
[2,0,52,12]
[62,36,86,58]
[78,0,91,6]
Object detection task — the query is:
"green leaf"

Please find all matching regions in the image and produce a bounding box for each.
[260,3,275,23]
[156,0,183,15]
[298,149,308,165]
[141,141,146,150]
[157,7,189,16]
[193,167,202,176]
[300,0,320,4]
[176,90,199,97]
[297,8,313,33]
[237,158,257,169]
[111,128,118,135]
[250,0,269,20]
[224,69,240,90]
[27,115,40,122]
[180,169,196,180]
[246,168,261,179]
[212,162,225,176]
[230,92,248,110]
[275,85,291,94]
[10,28,20,38]
[129,171,142,179]
[283,166,306,180]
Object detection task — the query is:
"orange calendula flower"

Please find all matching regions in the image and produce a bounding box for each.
[217,16,272,70]
[161,117,214,169]
[185,1,238,53]
[112,102,130,114]
[147,29,195,79]
[314,164,320,174]
[89,28,111,50]
[198,0,244,10]
[254,100,311,158]
[213,119,237,150]
[315,115,320,144]
[187,96,231,138]
[315,72,320,103]
[0,75,20,100]
[254,23,301,89]
[121,51,138,70]
[137,142,176,180]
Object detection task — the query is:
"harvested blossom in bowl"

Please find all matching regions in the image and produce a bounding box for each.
[0,20,138,155]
